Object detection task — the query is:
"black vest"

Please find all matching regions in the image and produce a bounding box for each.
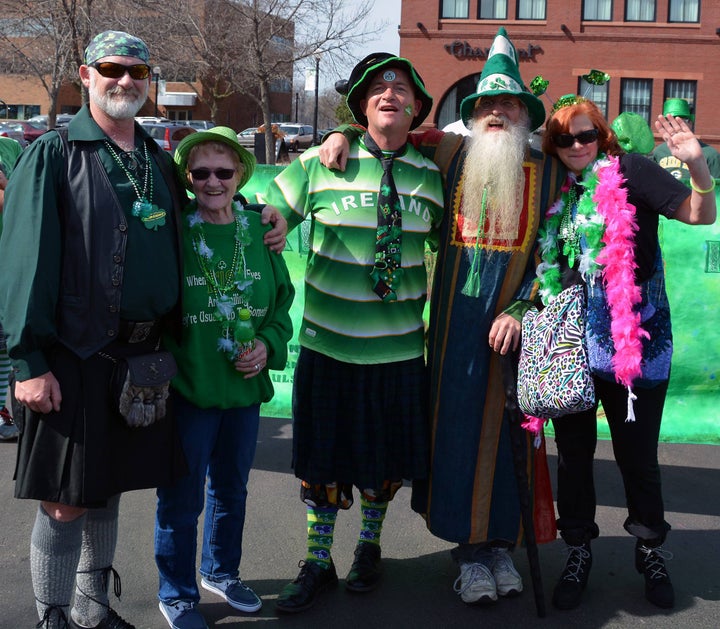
[55,128,184,358]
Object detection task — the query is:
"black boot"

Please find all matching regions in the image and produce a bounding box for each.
[635,540,674,609]
[345,542,382,592]
[552,541,592,610]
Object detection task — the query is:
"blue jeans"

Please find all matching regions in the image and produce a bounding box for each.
[155,393,260,603]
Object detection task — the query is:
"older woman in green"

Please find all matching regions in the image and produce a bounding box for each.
[154,127,294,629]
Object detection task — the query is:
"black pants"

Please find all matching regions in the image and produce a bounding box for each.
[551,376,670,545]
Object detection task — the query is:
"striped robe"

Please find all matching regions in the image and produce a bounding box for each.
[412,130,563,545]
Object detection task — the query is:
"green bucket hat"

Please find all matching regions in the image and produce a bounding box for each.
[459,27,545,131]
[174,126,256,192]
[343,52,433,130]
[662,98,694,122]
[611,112,655,155]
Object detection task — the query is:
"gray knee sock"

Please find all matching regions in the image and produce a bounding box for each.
[31,504,86,628]
[72,495,120,627]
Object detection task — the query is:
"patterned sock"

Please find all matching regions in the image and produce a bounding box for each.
[305,506,337,569]
[72,495,120,627]
[358,496,388,546]
[31,504,86,628]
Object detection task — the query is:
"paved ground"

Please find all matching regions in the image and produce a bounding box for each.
[2,417,719,628]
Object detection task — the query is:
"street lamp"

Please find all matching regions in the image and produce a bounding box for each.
[152,66,161,117]
[313,50,322,145]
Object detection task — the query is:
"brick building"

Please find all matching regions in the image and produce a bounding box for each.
[0,2,293,132]
[399,0,720,149]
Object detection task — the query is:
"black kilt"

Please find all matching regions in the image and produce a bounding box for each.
[291,347,429,490]
[12,341,187,507]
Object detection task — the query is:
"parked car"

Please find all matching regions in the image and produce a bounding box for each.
[136,116,171,124]
[142,123,197,154]
[27,114,75,129]
[0,121,29,147]
[278,123,314,151]
[12,120,47,144]
[237,127,258,148]
[181,120,216,130]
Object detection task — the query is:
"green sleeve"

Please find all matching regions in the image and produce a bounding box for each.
[255,248,295,371]
[0,135,65,379]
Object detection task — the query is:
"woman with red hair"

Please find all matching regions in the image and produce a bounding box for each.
[535,97,715,611]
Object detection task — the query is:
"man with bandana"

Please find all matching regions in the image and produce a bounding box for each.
[320,28,562,606]
[264,54,443,613]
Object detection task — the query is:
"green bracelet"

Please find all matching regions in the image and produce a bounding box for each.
[690,178,716,194]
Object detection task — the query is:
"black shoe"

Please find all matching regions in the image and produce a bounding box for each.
[69,608,136,629]
[635,541,675,609]
[345,542,382,593]
[552,542,592,610]
[276,560,338,613]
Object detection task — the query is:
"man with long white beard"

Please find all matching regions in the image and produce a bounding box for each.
[320,28,564,607]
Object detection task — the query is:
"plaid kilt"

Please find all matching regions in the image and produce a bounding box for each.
[292,347,429,490]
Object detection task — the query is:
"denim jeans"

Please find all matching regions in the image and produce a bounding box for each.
[155,393,260,603]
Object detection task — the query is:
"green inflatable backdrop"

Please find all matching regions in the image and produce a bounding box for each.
[242,167,720,445]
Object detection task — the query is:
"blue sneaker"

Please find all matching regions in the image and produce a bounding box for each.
[201,576,262,613]
[158,600,208,629]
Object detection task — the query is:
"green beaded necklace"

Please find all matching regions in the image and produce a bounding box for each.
[188,201,254,360]
[105,140,166,230]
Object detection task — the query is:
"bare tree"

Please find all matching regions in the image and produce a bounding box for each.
[156,0,384,164]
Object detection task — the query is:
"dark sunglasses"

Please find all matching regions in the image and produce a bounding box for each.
[89,61,151,80]
[552,128,599,148]
[189,168,237,181]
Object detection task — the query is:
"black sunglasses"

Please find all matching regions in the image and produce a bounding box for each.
[552,128,599,149]
[189,168,237,181]
[89,62,151,80]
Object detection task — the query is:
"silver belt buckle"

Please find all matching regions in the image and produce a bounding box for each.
[127,321,155,343]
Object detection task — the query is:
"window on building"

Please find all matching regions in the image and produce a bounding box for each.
[664,80,696,114]
[478,0,508,19]
[583,0,613,20]
[626,0,656,21]
[668,0,699,22]
[578,78,609,118]
[517,0,546,19]
[435,73,482,130]
[442,0,469,18]
[270,78,291,93]
[620,78,653,122]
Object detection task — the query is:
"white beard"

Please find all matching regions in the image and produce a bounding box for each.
[460,112,530,245]
[90,73,147,120]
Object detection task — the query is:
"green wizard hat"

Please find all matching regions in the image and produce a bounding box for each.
[459,27,545,131]
[662,98,694,122]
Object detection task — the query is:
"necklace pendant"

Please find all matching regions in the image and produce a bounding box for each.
[132,198,153,217]
[141,204,167,231]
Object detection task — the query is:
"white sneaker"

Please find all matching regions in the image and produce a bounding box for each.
[491,547,523,596]
[453,562,497,605]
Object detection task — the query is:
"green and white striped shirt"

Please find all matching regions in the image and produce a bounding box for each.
[265,139,444,364]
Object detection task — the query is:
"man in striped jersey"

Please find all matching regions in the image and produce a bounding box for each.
[265,53,444,613]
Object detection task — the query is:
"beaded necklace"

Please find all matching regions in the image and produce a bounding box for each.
[536,154,646,417]
[104,140,166,230]
[188,201,254,360]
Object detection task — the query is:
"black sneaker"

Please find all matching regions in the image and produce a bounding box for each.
[275,560,338,613]
[635,541,675,609]
[345,542,382,592]
[552,542,592,610]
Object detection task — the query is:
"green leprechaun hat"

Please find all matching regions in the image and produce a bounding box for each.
[459,27,545,131]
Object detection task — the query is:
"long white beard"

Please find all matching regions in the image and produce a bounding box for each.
[460,114,530,245]
[90,74,147,120]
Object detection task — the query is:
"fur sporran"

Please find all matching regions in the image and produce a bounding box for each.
[111,351,177,428]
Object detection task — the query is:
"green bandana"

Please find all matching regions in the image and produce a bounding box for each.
[84,31,150,65]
